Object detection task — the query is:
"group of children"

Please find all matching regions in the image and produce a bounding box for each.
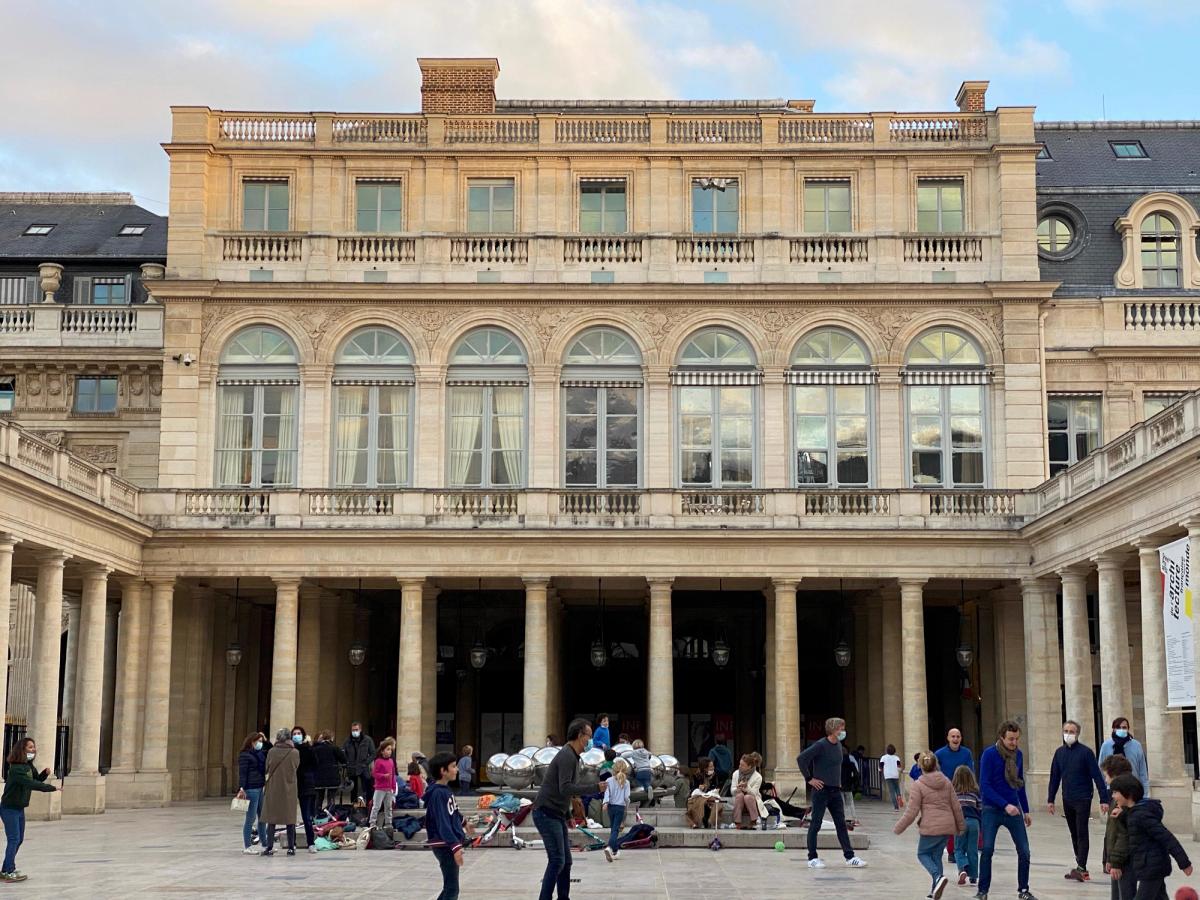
[894,748,1193,900]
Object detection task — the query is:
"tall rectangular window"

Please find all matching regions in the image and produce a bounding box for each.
[216,384,297,487]
[1144,393,1184,419]
[909,385,984,487]
[242,180,289,231]
[333,385,411,487]
[691,179,739,233]
[467,179,515,232]
[916,179,964,233]
[355,181,403,232]
[564,386,639,487]
[579,181,627,233]
[679,386,753,487]
[447,385,525,487]
[803,180,851,233]
[794,385,869,486]
[1048,395,1101,476]
[0,377,14,413]
[90,277,128,305]
[75,376,118,413]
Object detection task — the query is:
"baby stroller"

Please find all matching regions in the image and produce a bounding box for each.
[473,796,540,850]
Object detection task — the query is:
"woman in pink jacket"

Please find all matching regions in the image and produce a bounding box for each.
[894,750,966,900]
[369,739,399,829]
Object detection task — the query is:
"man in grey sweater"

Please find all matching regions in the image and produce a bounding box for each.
[532,718,593,900]
[797,716,867,869]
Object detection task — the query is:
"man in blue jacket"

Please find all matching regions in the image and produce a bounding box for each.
[935,727,974,862]
[977,720,1036,900]
[1046,719,1109,882]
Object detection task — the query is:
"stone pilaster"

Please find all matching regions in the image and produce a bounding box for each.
[99,601,119,772]
[764,587,775,773]
[131,576,176,806]
[317,593,340,735]
[772,578,803,791]
[522,577,551,746]
[294,584,322,730]
[1021,576,1061,806]
[853,602,870,753]
[881,588,905,759]
[1058,566,1095,746]
[62,563,111,815]
[28,549,68,821]
[646,577,674,756]
[109,579,147,774]
[866,597,884,755]
[397,578,425,759]
[421,586,439,753]
[1093,552,1133,731]
[269,578,301,734]
[61,597,82,726]
[899,578,929,761]
[0,537,16,739]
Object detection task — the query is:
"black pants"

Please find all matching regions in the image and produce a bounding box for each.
[265,823,296,852]
[1132,877,1167,900]
[317,786,339,811]
[807,786,854,860]
[350,773,373,800]
[433,847,460,900]
[1062,798,1091,869]
[298,794,316,846]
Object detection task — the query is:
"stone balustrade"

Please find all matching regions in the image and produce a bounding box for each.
[0,304,163,349]
[1123,301,1200,331]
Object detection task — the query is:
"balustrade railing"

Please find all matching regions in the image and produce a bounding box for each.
[666,118,762,143]
[222,234,304,262]
[1124,302,1199,330]
[0,308,33,333]
[333,116,426,143]
[676,237,755,264]
[183,491,272,516]
[555,118,649,143]
[15,433,54,476]
[219,116,314,142]
[779,117,873,143]
[679,491,766,516]
[61,307,138,334]
[336,236,417,263]
[902,235,984,263]
[66,458,100,495]
[445,118,538,143]
[305,491,395,515]
[563,237,643,264]
[928,491,1018,516]
[449,236,529,264]
[557,491,642,517]
[803,491,890,515]
[889,116,987,142]
[433,491,520,517]
[790,237,869,264]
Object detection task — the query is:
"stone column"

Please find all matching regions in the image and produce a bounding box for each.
[522,577,551,747]
[317,594,340,734]
[764,587,775,774]
[1094,552,1134,731]
[1021,576,1061,806]
[1059,566,1095,746]
[62,563,111,814]
[1184,518,1200,837]
[0,536,16,734]
[61,597,82,725]
[397,578,425,759]
[138,577,175,804]
[1135,539,1189,828]
[269,578,301,733]
[854,603,870,752]
[109,579,147,775]
[866,597,884,755]
[647,577,674,756]
[100,601,119,772]
[294,584,322,730]
[421,586,439,753]
[28,549,68,821]
[772,578,803,790]
[899,579,929,762]
[881,590,904,758]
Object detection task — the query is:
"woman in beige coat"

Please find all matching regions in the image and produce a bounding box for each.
[894,750,965,900]
[729,752,768,829]
[261,729,300,856]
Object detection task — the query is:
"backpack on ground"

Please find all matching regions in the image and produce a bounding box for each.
[620,822,657,848]
[368,826,396,850]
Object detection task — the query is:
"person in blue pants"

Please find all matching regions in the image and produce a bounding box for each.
[235,731,269,853]
[976,720,1037,900]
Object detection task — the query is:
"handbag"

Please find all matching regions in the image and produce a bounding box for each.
[231,795,250,813]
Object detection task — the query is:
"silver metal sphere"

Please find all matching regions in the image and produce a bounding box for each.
[486,753,509,787]
[649,754,666,787]
[580,748,605,773]
[613,742,633,757]
[519,746,541,759]
[533,746,561,783]
[502,753,535,790]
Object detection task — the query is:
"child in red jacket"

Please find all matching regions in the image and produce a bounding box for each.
[407,761,426,801]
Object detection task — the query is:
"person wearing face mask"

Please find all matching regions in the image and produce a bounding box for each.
[235,732,269,853]
[291,727,319,853]
[0,739,56,882]
[1047,720,1109,883]
[1098,717,1150,797]
[342,722,376,804]
[261,729,300,856]
[796,717,868,869]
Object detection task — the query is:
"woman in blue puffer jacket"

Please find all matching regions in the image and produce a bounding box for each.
[236,732,268,853]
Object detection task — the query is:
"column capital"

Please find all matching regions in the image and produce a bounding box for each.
[397,577,427,592]
[646,576,675,590]
[146,575,177,590]
[1091,550,1129,571]
[272,576,302,591]
[116,575,146,593]
[0,535,17,553]
[78,563,114,583]
[32,548,70,567]
[896,577,928,591]
[1019,575,1055,594]
[770,577,801,591]
[1130,536,1162,556]
[1181,515,1200,535]
[422,584,441,602]
[1057,563,1091,583]
[523,576,551,589]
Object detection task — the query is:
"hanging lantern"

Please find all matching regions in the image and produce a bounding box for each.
[590,638,608,669]
[956,644,974,670]
[469,642,489,670]
[348,641,367,667]
[712,638,730,668]
[834,641,852,668]
[225,642,243,668]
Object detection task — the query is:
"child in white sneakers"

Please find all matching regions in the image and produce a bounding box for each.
[602,759,631,861]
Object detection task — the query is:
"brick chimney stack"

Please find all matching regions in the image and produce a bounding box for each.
[418,58,500,115]
[954,80,989,113]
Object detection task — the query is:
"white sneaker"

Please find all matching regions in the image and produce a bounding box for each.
[603,847,614,863]
[808,858,826,869]
[612,850,620,860]
[931,875,948,899]
[308,846,318,854]
[845,856,868,867]
[241,847,259,855]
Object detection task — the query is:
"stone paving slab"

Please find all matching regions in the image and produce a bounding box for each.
[10,799,1200,898]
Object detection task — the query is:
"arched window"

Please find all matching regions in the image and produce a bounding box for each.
[446,327,528,488]
[332,327,414,488]
[562,328,642,488]
[674,328,759,488]
[216,325,299,488]
[789,328,873,487]
[903,328,988,488]
[1141,213,1180,288]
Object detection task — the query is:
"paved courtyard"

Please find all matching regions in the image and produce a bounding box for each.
[11,799,1200,898]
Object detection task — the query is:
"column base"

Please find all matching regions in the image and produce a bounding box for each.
[770,766,807,797]
[1023,771,1049,817]
[61,772,106,815]
[105,770,172,808]
[171,766,205,802]
[1151,778,1191,838]
[25,785,62,821]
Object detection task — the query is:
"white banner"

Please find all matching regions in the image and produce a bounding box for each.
[1161,537,1193,707]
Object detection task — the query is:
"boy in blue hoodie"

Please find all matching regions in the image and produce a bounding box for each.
[976,720,1035,900]
[426,752,468,900]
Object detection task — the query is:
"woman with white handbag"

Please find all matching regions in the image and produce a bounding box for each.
[234,732,268,854]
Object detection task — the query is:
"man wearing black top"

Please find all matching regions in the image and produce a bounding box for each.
[532,718,593,900]
[1046,719,1109,882]
[797,717,868,869]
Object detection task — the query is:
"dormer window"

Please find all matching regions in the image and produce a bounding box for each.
[118,225,149,236]
[22,225,54,236]
[1110,141,1148,159]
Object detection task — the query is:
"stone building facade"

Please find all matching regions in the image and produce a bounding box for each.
[0,59,1197,835]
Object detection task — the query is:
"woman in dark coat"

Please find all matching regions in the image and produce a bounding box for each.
[262,729,299,856]
[292,726,319,853]
[312,730,346,814]
[235,731,268,851]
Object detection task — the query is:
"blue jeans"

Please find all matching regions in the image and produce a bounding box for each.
[532,808,571,900]
[917,834,948,890]
[885,778,901,809]
[242,788,267,848]
[432,847,460,900]
[634,769,653,803]
[955,817,980,881]
[606,804,625,852]
[979,806,1030,894]
[0,807,23,873]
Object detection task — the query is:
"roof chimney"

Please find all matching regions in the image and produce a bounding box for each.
[955,80,989,113]
[418,58,500,115]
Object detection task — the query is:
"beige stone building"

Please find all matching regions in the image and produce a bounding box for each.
[0,59,1198,834]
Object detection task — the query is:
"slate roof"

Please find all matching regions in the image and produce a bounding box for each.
[0,193,166,260]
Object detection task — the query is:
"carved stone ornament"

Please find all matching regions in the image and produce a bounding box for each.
[72,443,119,464]
[32,430,65,447]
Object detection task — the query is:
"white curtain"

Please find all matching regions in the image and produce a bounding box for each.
[448,387,483,486]
[217,386,247,486]
[386,387,410,485]
[274,386,297,486]
[335,386,367,486]
[493,386,525,486]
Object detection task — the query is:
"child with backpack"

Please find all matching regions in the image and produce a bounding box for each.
[951,765,982,888]
[893,750,965,900]
[1100,755,1135,900]
[1108,773,1192,900]
[602,759,631,862]
[426,752,467,900]
[369,739,399,829]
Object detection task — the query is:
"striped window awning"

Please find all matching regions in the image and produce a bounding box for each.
[901,369,992,385]
[332,377,415,386]
[786,369,877,385]
[217,377,301,386]
[1047,391,1103,398]
[670,369,762,386]
[561,378,643,388]
[446,378,529,387]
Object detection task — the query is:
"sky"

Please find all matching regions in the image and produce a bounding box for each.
[1,0,1197,215]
